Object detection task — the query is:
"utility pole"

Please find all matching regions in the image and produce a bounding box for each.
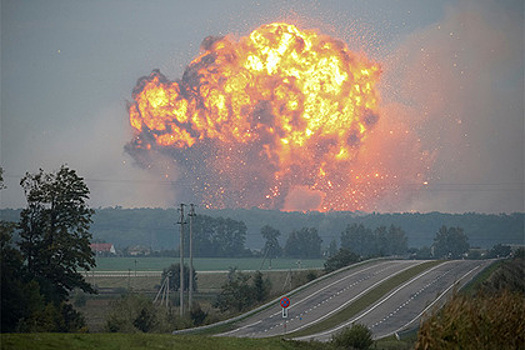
[188,204,196,311]
[178,203,186,317]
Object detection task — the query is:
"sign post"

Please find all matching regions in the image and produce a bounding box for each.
[280,296,290,336]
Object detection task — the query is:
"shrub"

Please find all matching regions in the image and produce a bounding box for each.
[324,248,360,273]
[331,323,374,350]
[104,294,157,333]
[415,290,524,349]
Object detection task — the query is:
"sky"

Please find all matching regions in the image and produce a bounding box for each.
[1,0,523,213]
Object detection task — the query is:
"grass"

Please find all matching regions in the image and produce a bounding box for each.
[0,333,329,350]
[459,259,500,295]
[289,261,442,337]
[93,257,325,272]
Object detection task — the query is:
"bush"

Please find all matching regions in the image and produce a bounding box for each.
[104,294,158,333]
[324,248,360,273]
[416,290,524,349]
[331,323,374,350]
[18,302,87,333]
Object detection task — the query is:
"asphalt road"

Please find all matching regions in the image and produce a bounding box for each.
[294,259,494,341]
[217,259,427,338]
[216,259,493,341]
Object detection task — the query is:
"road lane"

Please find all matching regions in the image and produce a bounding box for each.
[217,259,426,338]
[295,259,493,342]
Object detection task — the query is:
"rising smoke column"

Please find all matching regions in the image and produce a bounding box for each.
[126,22,386,211]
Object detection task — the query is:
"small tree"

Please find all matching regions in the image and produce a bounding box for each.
[260,225,282,262]
[252,271,271,303]
[214,270,253,313]
[161,263,197,292]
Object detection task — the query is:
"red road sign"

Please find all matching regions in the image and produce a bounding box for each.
[280,296,290,308]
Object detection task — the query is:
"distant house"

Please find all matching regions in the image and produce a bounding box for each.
[90,243,116,256]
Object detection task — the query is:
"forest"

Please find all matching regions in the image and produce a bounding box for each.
[1,207,522,253]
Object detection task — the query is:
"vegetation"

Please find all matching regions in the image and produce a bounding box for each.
[214,269,271,313]
[104,293,180,333]
[8,207,516,252]
[341,224,408,258]
[415,254,525,349]
[324,248,360,272]
[487,243,512,259]
[261,225,283,260]
[432,225,470,259]
[331,323,374,350]
[189,215,251,258]
[161,263,197,292]
[0,333,330,350]
[416,290,524,349]
[284,227,323,258]
[1,166,95,332]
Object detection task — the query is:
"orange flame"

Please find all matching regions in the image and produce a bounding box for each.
[128,22,384,211]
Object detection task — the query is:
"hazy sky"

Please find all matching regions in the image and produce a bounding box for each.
[1,0,523,213]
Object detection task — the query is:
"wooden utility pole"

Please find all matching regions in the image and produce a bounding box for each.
[188,204,196,310]
[178,204,186,317]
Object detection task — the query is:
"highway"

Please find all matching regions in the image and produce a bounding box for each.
[215,259,493,341]
[216,259,426,338]
[295,259,493,341]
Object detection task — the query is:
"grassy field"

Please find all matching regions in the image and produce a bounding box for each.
[78,268,323,332]
[93,257,325,272]
[1,332,420,350]
[0,333,328,350]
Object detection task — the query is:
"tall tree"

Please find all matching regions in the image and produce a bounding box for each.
[284,227,322,259]
[191,215,249,257]
[18,166,96,303]
[386,225,408,256]
[433,226,470,259]
[341,224,374,257]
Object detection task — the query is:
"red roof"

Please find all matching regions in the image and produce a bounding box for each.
[90,243,113,252]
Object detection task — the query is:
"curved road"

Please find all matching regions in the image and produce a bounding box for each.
[296,259,493,341]
[217,259,424,338]
[216,259,493,340]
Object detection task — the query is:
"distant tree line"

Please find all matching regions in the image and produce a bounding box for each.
[5,207,520,252]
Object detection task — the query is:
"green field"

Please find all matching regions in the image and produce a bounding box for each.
[1,332,417,350]
[93,257,325,272]
[0,333,327,350]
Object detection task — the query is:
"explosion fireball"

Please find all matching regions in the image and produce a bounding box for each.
[126,22,388,211]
